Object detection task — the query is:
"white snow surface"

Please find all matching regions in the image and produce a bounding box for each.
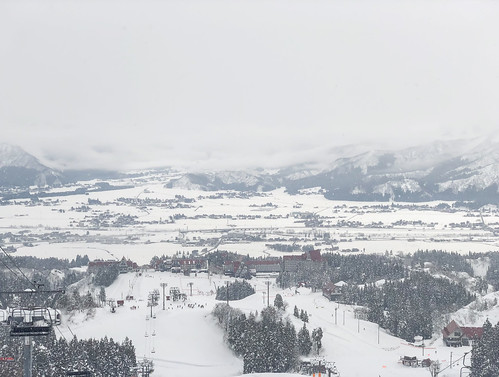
[59,271,473,377]
[3,184,499,265]
[1,179,497,376]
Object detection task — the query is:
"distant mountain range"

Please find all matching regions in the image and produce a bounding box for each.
[1,140,498,204]
[165,139,499,204]
[0,143,123,189]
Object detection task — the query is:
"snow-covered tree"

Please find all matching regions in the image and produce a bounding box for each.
[274,293,284,309]
[297,324,312,355]
[312,327,323,354]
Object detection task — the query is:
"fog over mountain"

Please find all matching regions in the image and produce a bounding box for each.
[1,0,499,171]
[2,138,498,204]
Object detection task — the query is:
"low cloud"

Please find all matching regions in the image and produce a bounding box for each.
[1,0,498,171]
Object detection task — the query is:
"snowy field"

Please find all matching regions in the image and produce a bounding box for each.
[1,179,498,266]
[61,270,475,377]
[2,178,499,376]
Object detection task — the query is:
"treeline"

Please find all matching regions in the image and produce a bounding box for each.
[213,304,321,373]
[471,320,499,376]
[0,328,136,377]
[58,289,98,312]
[278,253,406,289]
[12,254,89,270]
[92,263,120,287]
[410,250,474,275]
[206,249,244,269]
[324,253,406,284]
[278,250,487,291]
[344,272,475,341]
[216,280,255,301]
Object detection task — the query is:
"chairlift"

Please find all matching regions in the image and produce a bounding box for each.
[152,314,156,319]
[152,330,156,337]
[151,348,156,354]
[146,315,149,321]
[9,307,54,337]
[145,332,148,337]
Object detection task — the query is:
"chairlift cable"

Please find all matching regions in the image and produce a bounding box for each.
[0,245,38,289]
[66,324,76,337]
[55,322,68,342]
[0,255,24,283]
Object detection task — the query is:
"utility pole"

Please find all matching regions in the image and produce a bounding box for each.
[226,281,229,306]
[160,283,167,310]
[23,336,32,377]
[377,324,380,344]
[266,281,270,307]
[334,308,337,325]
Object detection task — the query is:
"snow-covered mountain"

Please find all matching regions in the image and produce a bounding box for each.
[166,139,499,203]
[2,139,498,203]
[0,143,61,187]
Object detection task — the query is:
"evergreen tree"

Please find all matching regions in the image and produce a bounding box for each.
[471,319,499,377]
[300,309,309,323]
[274,293,284,309]
[297,324,312,355]
[99,287,106,305]
[312,327,323,354]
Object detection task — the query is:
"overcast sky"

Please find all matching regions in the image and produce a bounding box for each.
[1,0,498,171]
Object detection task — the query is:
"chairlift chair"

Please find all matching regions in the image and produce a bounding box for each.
[9,307,52,337]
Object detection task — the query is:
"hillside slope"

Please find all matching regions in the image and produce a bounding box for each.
[61,271,472,377]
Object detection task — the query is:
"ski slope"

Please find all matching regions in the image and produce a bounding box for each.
[59,270,473,377]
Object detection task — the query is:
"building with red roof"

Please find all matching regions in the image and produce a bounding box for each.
[442,320,483,347]
[283,250,323,272]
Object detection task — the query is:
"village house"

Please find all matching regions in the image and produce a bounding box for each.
[322,281,346,301]
[247,259,281,274]
[118,257,139,273]
[442,320,483,347]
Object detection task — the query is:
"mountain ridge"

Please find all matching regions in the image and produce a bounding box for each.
[1,140,498,203]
